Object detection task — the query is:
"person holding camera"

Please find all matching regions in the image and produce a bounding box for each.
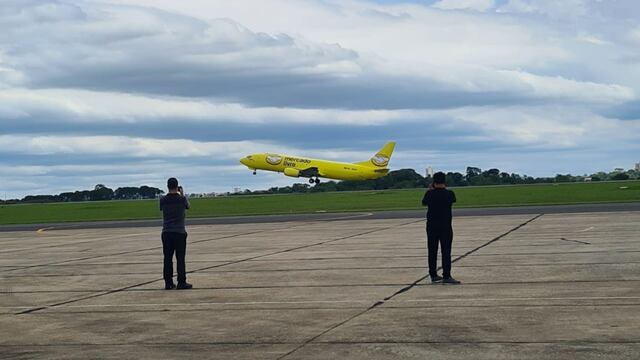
[160,177,192,290]
[422,172,461,285]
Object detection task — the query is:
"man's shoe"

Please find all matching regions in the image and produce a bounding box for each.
[176,282,193,290]
[431,275,444,283]
[165,283,176,290]
[442,277,461,285]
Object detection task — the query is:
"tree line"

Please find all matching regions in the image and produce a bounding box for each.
[2,184,164,204]
[2,166,638,203]
[235,166,640,195]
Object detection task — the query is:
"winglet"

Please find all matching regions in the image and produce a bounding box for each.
[355,142,395,168]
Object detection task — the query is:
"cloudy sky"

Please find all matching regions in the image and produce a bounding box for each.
[1,0,639,198]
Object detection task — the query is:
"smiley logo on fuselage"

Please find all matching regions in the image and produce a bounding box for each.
[371,154,389,167]
[266,154,283,165]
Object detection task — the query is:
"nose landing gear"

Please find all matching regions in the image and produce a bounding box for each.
[252,170,257,175]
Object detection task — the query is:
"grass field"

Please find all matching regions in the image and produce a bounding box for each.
[1,181,639,225]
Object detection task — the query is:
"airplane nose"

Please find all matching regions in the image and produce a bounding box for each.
[240,156,252,166]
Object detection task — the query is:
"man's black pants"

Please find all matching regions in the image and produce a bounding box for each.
[427,225,453,279]
[162,232,187,285]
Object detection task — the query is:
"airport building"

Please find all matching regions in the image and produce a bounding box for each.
[636,162,640,172]
[426,166,434,178]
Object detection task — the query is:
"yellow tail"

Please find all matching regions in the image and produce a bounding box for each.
[355,142,395,168]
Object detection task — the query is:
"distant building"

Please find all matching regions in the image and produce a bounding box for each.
[584,177,592,182]
[636,163,640,172]
[614,168,625,173]
[426,167,434,178]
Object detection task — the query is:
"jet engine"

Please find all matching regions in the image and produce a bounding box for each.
[283,168,300,177]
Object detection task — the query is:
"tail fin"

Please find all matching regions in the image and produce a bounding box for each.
[355,142,395,168]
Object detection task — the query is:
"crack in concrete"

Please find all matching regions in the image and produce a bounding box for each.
[559,237,591,245]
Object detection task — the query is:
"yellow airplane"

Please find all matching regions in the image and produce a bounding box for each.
[240,142,396,184]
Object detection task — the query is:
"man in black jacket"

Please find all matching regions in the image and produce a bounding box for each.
[422,172,461,285]
[160,177,192,290]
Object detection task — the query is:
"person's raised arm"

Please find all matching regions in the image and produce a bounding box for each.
[179,186,190,210]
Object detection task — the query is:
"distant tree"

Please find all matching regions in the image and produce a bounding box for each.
[114,186,163,200]
[500,172,511,184]
[612,173,630,181]
[139,186,164,199]
[91,184,114,201]
[21,195,61,203]
[445,172,465,187]
[554,174,573,183]
[466,167,481,181]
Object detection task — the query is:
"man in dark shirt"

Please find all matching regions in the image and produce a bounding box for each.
[422,172,461,285]
[160,177,192,290]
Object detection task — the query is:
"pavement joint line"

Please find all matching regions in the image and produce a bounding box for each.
[0,342,303,346]
[3,258,640,278]
[6,249,635,266]
[0,211,379,233]
[3,218,326,274]
[6,296,640,311]
[5,279,640,295]
[13,219,421,315]
[2,340,640,347]
[3,216,353,274]
[465,249,640,256]
[184,219,424,275]
[276,213,544,360]
[2,229,271,274]
[14,303,640,315]
[559,237,591,245]
[0,231,160,254]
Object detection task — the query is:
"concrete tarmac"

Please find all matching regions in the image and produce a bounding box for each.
[1,210,640,359]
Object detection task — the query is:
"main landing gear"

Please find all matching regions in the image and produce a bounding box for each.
[308,177,320,185]
[252,170,257,175]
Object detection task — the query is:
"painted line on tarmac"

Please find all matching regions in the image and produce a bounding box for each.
[2,340,640,347]
[320,212,374,221]
[578,226,595,232]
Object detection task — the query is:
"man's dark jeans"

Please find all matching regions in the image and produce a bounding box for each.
[427,225,453,279]
[162,232,187,285]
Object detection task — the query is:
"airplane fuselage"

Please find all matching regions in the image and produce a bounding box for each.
[240,153,389,181]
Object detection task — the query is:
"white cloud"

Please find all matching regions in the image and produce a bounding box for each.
[0,135,287,158]
[0,88,427,125]
[433,0,496,12]
[497,0,590,18]
[446,105,640,148]
[0,134,384,162]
